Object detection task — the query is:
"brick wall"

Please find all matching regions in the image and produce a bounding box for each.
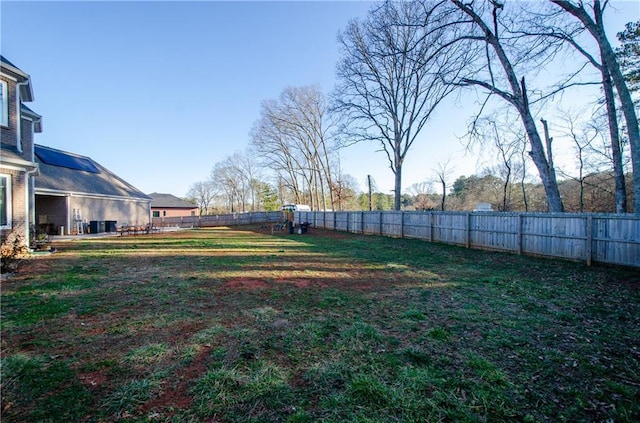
[21,118,34,161]
[152,208,198,218]
[0,75,18,147]
[0,169,27,243]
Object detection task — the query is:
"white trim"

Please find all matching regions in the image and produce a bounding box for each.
[0,61,29,80]
[0,174,12,229]
[0,73,18,82]
[65,195,71,236]
[0,80,7,127]
[34,188,151,203]
[25,167,37,247]
[0,159,39,173]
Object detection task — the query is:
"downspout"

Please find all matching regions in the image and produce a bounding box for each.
[17,79,31,247]
[66,195,71,236]
[25,167,38,250]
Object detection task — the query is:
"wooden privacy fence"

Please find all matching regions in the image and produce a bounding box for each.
[296,211,640,268]
[152,211,283,229]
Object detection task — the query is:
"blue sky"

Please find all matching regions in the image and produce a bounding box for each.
[2,1,638,197]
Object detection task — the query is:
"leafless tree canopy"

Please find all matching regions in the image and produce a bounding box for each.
[251,85,338,210]
[436,0,566,212]
[194,1,638,215]
[186,180,216,216]
[548,0,639,214]
[333,0,471,210]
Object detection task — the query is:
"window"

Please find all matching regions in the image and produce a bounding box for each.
[0,80,8,127]
[152,211,160,218]
[0,175,11,228]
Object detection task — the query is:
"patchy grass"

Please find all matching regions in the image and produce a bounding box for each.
[1,226,639,422]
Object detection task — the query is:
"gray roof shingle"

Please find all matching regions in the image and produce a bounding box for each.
[34,144,150,200]
[149,193,197,208]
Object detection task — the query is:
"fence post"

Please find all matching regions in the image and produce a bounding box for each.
[517,214,523,255]
[379,211,383,236]
[400,211,405,238]
[429,212,434,242]
[586,215,593,266]
[361,211,365,234]
[466,213,471,248]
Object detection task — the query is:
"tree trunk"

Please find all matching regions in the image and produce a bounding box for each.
[394,167,402,211]
[452,1,564,212]
[601,63,628,213]
[593,7,640,214]
[520,106,564,212]
[551,0,640,213]
[602,52,639,214]
[440,177,446,211]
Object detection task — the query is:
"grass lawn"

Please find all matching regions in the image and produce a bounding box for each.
[1,226,639,422]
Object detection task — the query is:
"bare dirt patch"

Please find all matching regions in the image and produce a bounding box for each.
[78,370,108,389]
[139,346,213,415]
[275,278,329,288]
[224,278,271,289]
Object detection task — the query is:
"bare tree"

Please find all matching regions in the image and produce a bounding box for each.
[276,86,338,210]
[492,124,520,212]
[523,2,628,212]
[447,0,565,212]
[251,98,308,205]
[333,0,468,210]
[331,173,359,211]
[407,181,437,210]
[434,159,454,211]
[467,112,528,212]
[210,159,241,213]
[555,110,600,212]
[186,180,216,215]
[234,151,263,212]
[251,86,338,210]
[549,0,640,213]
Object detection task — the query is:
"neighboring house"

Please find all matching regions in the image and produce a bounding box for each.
[35,145,151,234]
[0,55,42,248]
[149,193,198,218]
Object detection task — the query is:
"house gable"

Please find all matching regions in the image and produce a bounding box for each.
[0,56,39,247]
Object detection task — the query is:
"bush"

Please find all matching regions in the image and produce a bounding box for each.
[29,225,51,251]
[1,228,28,273]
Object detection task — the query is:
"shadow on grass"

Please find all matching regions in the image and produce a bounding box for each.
[1,226,638,422]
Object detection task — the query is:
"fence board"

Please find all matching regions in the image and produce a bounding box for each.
[156,210,639,268]
[297,210,639,268]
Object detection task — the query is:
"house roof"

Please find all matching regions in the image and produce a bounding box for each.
[0,142,38,171]
[21,104,43,133]
[1,55,34,101]
[34,144,150,201]
[148,193,197,209]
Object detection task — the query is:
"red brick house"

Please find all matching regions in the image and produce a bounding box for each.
[0,56,42,248]
[149,193,198,218]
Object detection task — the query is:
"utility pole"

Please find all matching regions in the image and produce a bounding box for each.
[367,175,373,211]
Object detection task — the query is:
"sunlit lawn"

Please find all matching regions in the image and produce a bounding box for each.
[1,226,639,422]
